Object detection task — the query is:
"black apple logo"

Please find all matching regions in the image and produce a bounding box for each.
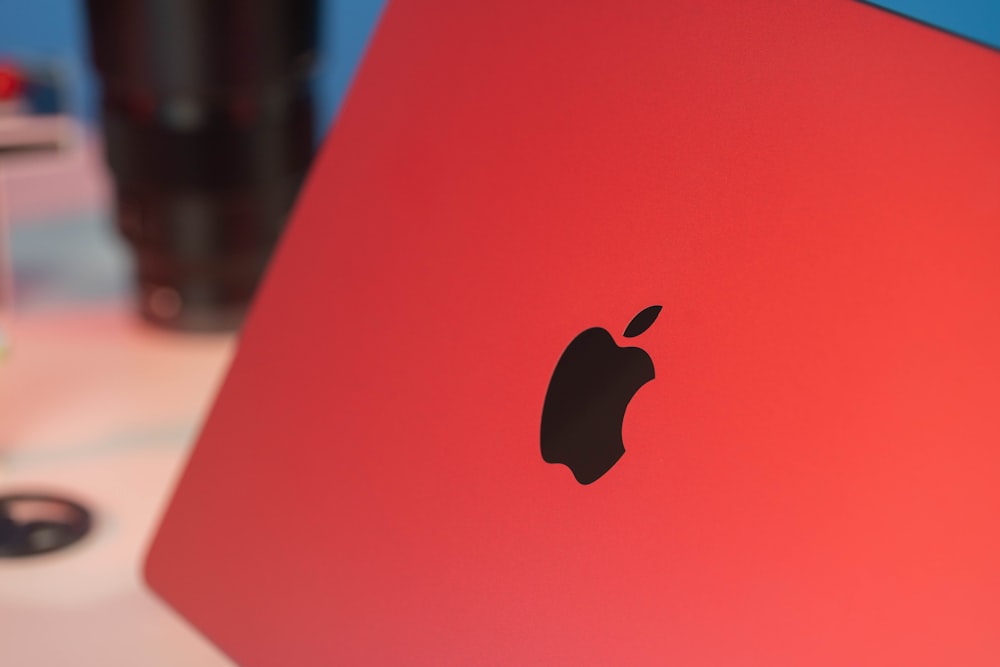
[540,305,662,485]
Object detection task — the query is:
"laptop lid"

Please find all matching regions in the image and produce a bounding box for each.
[146,1,1000,664]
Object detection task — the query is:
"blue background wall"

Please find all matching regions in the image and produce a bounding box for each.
[865,0,1000,51]
[0,1,995,137]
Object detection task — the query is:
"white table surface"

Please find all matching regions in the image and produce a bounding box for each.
[0,145,238,666]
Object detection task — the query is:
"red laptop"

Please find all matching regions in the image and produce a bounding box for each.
[146,1,1000,664]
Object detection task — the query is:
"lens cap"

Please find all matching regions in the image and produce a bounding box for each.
[0,494,93,558]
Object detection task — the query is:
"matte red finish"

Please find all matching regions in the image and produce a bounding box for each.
[146,2,1000,664]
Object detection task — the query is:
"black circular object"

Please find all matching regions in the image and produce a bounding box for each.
[0,494,93,558]
[84,0,319,331]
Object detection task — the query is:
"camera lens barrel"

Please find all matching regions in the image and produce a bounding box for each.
[85,0,319,330]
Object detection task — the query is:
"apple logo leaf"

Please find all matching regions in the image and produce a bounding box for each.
[623,305,662,338]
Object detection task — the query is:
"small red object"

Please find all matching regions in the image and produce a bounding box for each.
[0,63,26,101]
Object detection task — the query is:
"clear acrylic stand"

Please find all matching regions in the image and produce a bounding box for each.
[0,172,11,361]
[0,167,95,558]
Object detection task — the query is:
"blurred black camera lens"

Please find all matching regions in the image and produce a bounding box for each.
[84,0,319,330]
